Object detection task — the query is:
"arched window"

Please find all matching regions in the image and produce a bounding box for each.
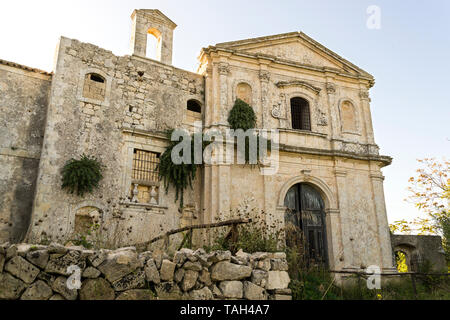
[341,100,357,132]
[187,100,202,114]
[236,83,252,105]
[291,97,311,131]
[83,73,106,101]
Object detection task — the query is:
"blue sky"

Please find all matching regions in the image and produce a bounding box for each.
[1,0,448,224]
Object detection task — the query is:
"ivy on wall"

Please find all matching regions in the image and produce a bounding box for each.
[228,99,271,164]
[61,154,104,197]
[228,98,257,131]
[159,130,210,209]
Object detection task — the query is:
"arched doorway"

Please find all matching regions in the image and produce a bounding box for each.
[284,183,328,267]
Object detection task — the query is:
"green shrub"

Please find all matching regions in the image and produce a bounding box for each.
[228,99,256,131]
[61,154,104,196]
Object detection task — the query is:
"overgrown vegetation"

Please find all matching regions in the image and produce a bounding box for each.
[228,98,257,131]
[203,202,283,254]
[390,158,450,269]
[61,154,104,197]
[228,99,272,165]
[287,249,450,300]
[159,130,210,209]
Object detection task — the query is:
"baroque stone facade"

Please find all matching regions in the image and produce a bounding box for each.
[0,9,396,273]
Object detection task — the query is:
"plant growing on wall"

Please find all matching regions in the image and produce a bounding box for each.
[228,98,271,164]
[159,130,210,209]
[61,154,104,197]
[228,98,257,131]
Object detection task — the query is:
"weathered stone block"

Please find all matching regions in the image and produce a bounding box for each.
[155,282,183,300]
[244,281,267,300]
[181,270,198,292]
[183,261,202,272]
[0,273,26,300]
[160,260,176,282]
[98,249,140,282]
[112,270,146,292]
[266,271,290,290]
[256,259,271,271]
[51,276,78,301]
[80,278,115,300]
[145,258,160,284]
[26,250,49,269]
[251,269,268,288]
[116,289,156,300]
[174,268,185,283]
[20,280,53,300]
[82,267,101,279]
[199,269,212,286]
[87,249,108,267]
[211,261,252,281]
[45,250,86,276]
[5,256,40,284]
[207,251,232,263]
[190,287,214,300]
[270,259,289,271]
[219,281,243,299]
[0,253,5,272]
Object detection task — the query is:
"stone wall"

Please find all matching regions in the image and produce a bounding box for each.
[0,62,52,244]
[28,36,205,246]
[0,243,291,300]
[392,235,447,272]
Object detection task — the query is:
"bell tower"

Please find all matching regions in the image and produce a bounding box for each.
[130,9,177,65]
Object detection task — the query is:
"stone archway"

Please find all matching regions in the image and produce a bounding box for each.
[284,183,329,267]
[277,175,339,269]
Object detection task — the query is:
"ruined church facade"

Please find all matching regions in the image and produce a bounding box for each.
[0,9,396,273]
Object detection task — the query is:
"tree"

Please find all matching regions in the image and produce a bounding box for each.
[407,158,449,223]
[391,158,449,265]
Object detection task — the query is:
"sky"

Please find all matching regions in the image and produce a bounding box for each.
[0,0,448,225]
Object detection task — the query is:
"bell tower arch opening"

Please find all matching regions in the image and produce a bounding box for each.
[130,9,177,65]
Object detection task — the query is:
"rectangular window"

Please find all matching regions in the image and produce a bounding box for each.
[132,149,160,183]
[130,149,161,206]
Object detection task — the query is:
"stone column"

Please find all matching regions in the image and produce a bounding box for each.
[359,89,375,145]
[218,62,230,125]
[334,169,356,270]
[370,173,396,271]
[204,66,213,127]
[259,70,271,128]
[325,80,339,140]
[325,209,343,270]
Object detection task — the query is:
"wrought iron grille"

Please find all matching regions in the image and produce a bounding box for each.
[132,149,160,183]
[291,97,311,131]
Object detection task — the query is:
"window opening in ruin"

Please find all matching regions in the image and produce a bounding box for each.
[130,149,161,205]
[187,100,202,114]
[291,97,311,131]
[83,73,106,101]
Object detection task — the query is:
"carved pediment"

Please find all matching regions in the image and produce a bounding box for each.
[215,32,372,78]
[276,80,321,95]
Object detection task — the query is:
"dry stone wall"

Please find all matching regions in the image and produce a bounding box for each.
[0,243,291,300]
